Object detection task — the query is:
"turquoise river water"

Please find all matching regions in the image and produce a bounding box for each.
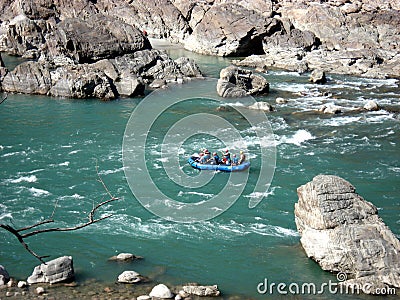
[0,44,399,299]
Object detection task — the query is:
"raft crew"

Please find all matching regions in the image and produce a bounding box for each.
[221,149,231,165]
[196,149,246,166]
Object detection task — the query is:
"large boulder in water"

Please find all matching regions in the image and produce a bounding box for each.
[217,65,269,98]
[295,175,400,294]
[27,256,75,284]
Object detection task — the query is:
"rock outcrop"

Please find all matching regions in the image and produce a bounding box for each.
[217,65,269,98]
[43,14,151,64]
[295,175,400,294]
[27,256,74,284]
[1,49,202,99]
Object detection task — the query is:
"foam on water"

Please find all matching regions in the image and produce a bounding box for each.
[6,175,38,184]
[278,129,315,146]
[28,187,51,197]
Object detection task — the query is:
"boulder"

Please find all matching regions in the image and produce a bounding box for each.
[295,175,400,294]
[276,97,288,104]
[248,101,274,112]
[43,14,151,63]
[149,284,174,299]
[108,253,143,262]
[217,65,269,98]
[363,100,380,111]
[319,104,342,114]
[184,3,280,56]
[27,256,74,284]
[117,271,141,284]
[48,64,116,99]
[1,61,52,95]
[0,265,10,286]
[182,284,221,297]
[309,69,327,84]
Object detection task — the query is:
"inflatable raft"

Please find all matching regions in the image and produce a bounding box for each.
[187,156,250,172]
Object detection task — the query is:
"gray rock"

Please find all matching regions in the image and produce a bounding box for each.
[174,57,203,78]
[248,101,274,112]
[1,61,52,95]
[295,175,400,294]
[309,69,327,84]
[149,284,174,299]
[43,14,151,64]
[117,271,141,284]
[183,285,221,297]
[217,65,269,98]
[363,100,380,111]
[35,287,45,295]
[184,3,280,56]
[27,256,74,284]
[276,97,288,104]
[0,265,10,286]
[108,253,143,262]
[319,104,342,114]
[48,64,116,99]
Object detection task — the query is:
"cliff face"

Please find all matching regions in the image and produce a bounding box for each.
[295,175,400,294]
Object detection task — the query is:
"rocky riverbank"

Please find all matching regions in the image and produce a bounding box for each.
[0,0,399,100]
[0,254,228,300]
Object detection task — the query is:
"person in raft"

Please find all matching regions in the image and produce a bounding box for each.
[231,154,239,165]
[238,150,246,164]
[212,152,220,164]
[199,149,212,164]
[221,149,231,165]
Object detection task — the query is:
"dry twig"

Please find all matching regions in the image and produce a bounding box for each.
[0,166,119,264]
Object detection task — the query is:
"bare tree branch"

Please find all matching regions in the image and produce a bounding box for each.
[0,166,119,264]
[0,92,7,105]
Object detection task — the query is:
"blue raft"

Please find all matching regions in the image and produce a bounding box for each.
[187,156,250,172]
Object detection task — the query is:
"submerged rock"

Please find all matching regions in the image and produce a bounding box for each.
[295,175,400,294]
[217,65,269,98]
[27,256,74,284]
[363,100,380,111]
[109,253,143,262]
[248,101,274,112]
[309,69,327,84]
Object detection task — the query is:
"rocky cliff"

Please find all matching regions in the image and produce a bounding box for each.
[0,0,399,99]
[295,175,400,294]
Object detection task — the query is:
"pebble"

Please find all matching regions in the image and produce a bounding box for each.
[137,296,151,300]
[17,281,27,288]
[36,286,45,295]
